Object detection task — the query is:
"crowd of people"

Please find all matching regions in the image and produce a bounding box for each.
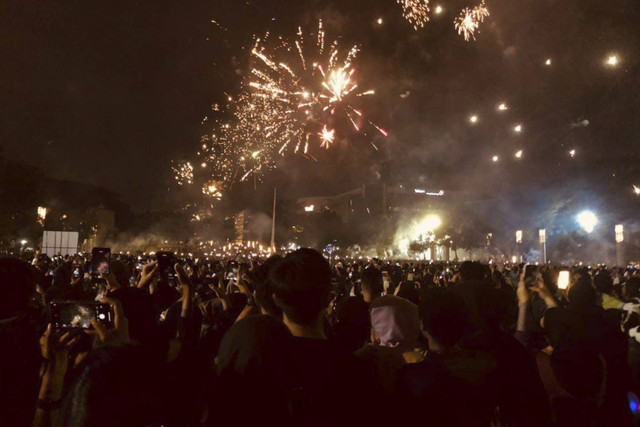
[1,248,640,426]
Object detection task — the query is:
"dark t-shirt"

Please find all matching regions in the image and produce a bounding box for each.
[287,336,378,427]
[0,319,40,427]
[333,296,370,352]
[396,348,498,426]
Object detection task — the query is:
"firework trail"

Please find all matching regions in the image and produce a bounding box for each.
[455,1,490,41]
[396,0,431,29]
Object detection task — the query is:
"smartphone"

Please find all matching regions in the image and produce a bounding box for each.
[73,268,81,278]
[524,265,539,288]
[558,270,570,290]
[50,301,113,330]
[227,270,237,282]
[156,251,176,280]
[91,248,111,276]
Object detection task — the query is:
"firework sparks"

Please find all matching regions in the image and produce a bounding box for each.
[319,126,336,148]
[396,0,431,29]
[172,161,194,185]
[455,1,490,41]
[202,180,223,200]
[241,19,384,176]
[177,21,385,209]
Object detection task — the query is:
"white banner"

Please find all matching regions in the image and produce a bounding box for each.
[42,231,79,257]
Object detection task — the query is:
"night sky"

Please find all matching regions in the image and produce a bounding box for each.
[2,0,639,215]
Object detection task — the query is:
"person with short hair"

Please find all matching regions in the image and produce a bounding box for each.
[269,249,378,425]
[395,288,498,426]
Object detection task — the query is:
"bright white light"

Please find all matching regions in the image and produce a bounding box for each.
[606,54,619,66]
[515,230,523,244]
[377,18,383,25]
[434,5,443,14]
[20,239,27,245]
[304,205,315,212]
[416,215,442,234]
[634,185,640,195]
[615,224,624,243]
[515,150,523,158]
[569,149,576,158]
[577,211,598,233]
[514,124,522,133]
[545,58,552,66]
[492,155,499,162]
[469,115,478,124]
[498,103,508,111]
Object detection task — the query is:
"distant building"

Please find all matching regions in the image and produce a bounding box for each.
[297,184,447,222]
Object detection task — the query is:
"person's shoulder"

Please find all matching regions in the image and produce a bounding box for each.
[354,343,375,359]
[292,337,361,364]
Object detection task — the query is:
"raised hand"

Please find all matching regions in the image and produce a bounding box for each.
[138,261,158,288]
[90,297,130,346]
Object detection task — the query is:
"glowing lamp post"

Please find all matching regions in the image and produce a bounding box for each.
[539,229,546,264]
[615,225,625,266]
[515,230,523,263]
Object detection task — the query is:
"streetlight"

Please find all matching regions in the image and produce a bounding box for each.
[615,225,625,266]
[515,230,523,244]
[539,229,547,264]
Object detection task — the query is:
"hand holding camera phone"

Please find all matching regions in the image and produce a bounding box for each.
[50,301,113,330]
[524,265,539,288]
[156,251,176,281]
[91,247,111,276]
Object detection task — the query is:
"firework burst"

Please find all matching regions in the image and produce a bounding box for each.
[202,180,223,200]
[396,0,431,29]
[455,1,490,41]
[175,21,386,214]
[172,161,194,185]
[243,20,386,175]
[319,125,336,149]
